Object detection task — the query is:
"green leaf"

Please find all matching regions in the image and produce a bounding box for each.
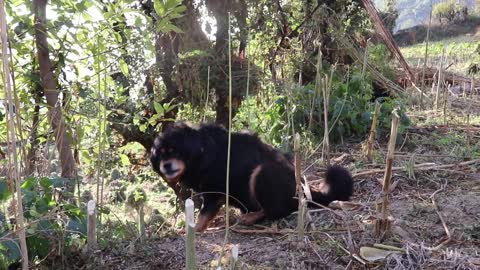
[153,101,164,115]
[67,217,87,235]
[164,0,180,10]
[119,58,129,76]
[172,5,186,14]
[0,180,11,201]
[164,22,184,33]
[0,240,21,262]
[153,0,165,16]
[134,16,143,27]
[35,198,50,214]
[119,154,131,166]
[39,177,53,190]
[97,205,111,215]
[21,177,36,190]
[26,235,51,259]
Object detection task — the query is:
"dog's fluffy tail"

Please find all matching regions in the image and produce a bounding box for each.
[309,165,353,207]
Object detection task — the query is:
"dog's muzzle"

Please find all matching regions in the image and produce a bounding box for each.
[159,159,185,182]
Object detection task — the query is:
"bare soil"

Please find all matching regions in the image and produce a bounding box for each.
[81,125,480,270]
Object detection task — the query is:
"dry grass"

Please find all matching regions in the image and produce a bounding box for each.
[87,95,480,269]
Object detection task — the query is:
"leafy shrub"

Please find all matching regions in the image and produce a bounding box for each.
[433,1,468,23]
[0,177,86,268]
[234,69,410,151]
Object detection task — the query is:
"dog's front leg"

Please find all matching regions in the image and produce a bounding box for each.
[195,194,224,232]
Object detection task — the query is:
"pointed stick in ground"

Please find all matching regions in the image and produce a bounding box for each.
[185,199,196,270]
[229,244,239,270]
[365,101,382,161]
[374,110,400,240]
[87,200,97,252]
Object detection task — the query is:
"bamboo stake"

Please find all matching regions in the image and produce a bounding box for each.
[0,2,29,268]
[87,200,97,251]
[374,110,400,240]
[230,244,239,270]
[185,199,196,270]
[365,101,382,161]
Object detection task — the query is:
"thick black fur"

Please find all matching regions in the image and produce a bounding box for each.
[150,122,353,230]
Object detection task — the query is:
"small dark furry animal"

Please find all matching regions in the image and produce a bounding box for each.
[150,122,353,232]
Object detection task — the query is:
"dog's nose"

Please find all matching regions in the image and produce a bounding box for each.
[163,162,172,171]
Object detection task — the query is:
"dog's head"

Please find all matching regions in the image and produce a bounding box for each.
[150,122,206,184]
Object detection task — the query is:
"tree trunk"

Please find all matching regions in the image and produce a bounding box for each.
[209,0,231,127]
[33,0,76,183]
[155,33,180,131]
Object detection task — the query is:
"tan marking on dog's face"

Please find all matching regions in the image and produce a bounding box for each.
[159,158,185,183]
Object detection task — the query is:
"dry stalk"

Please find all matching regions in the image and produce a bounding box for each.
[435,46,446,110]
[442,81,449,125]
[466,114,471,151]
[294,133,305,240]
[322,70,333,165]
[420,0,433,107]
[427,181,452,251]
[203,66,210,122]
[310,43,322,132]
[0,2,29,268]
[364,101,382,161]
[374,110,400,240]
[353,159,480,178]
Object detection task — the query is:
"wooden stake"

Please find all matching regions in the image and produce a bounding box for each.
[374,110,400,240]
[87,200,97,251]
[365,101,382,161]
[230,244,239,270]
[138,205,145,241]
[185,199,196,270]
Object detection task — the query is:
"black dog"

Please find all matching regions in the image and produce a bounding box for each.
[150,122,353,232]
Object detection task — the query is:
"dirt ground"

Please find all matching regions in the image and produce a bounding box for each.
[83,123,480,270]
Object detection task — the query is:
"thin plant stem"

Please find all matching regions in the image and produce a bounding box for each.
[220,12,233,265]
[0,1,29,267]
